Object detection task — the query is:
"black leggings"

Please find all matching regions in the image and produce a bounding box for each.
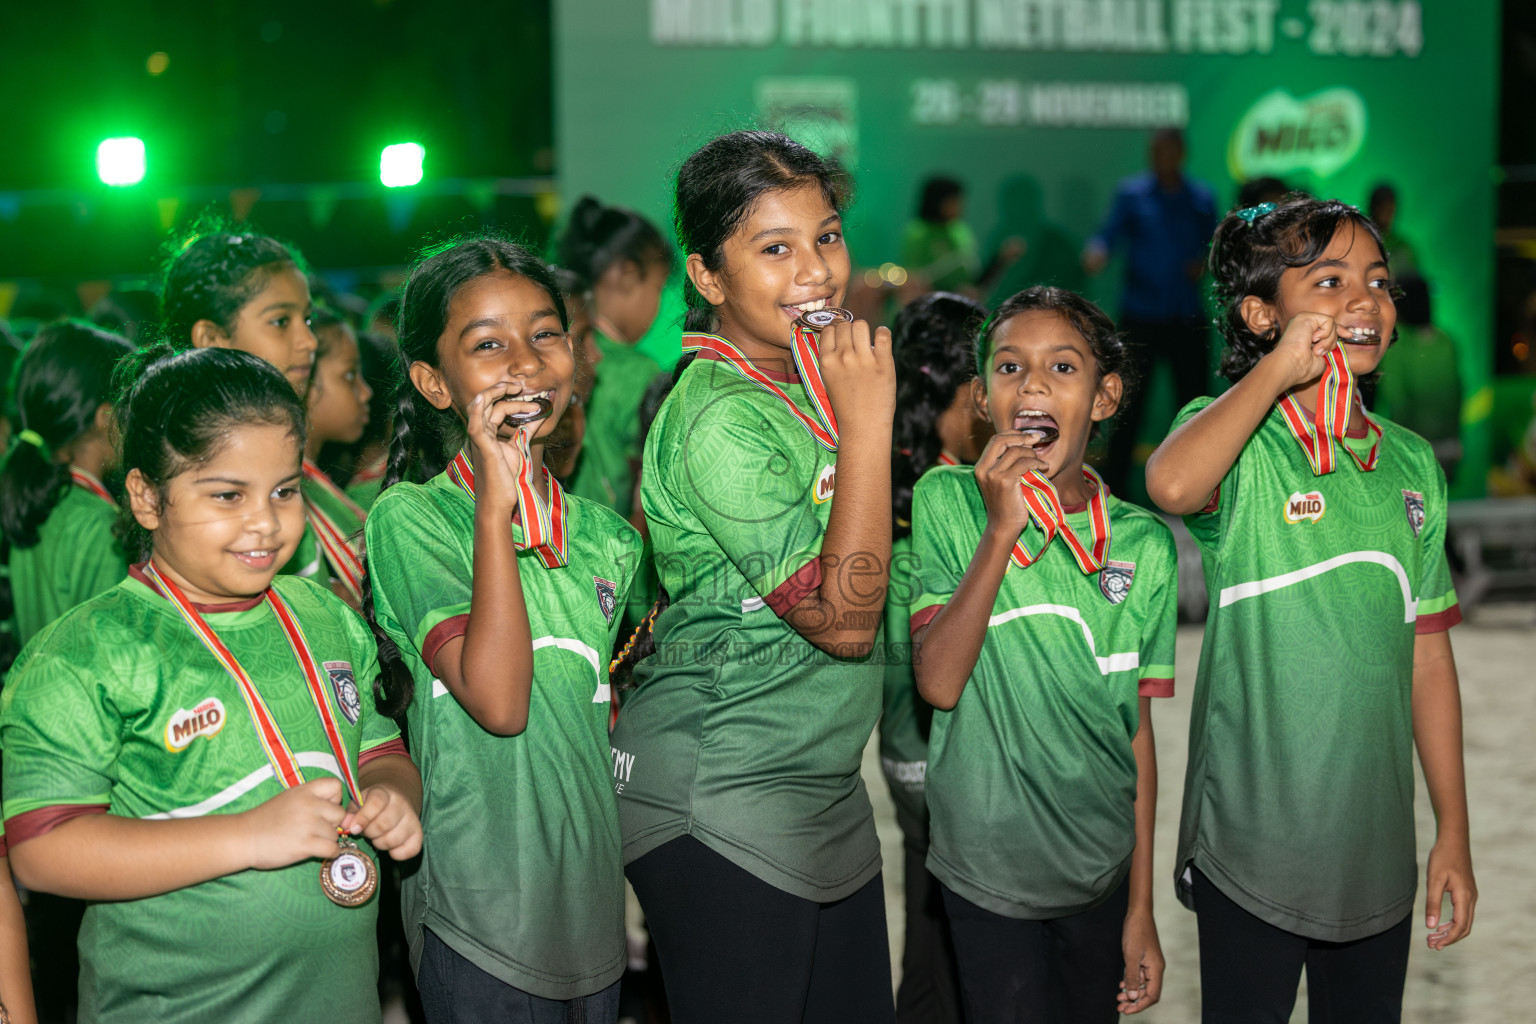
[1193,867,1412,1023]
[940,878,1130,1024]
[626,834,895,1024]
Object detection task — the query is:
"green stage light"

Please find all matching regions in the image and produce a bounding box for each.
[380,143,424,187]
[97,137,146,186]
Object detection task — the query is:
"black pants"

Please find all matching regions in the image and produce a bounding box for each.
[940,878,1129,1024]
[626,834,895,1024]
[416,927,621,1024]
[1100,314,1211,496]
[1193,867,1412,1023]
[894,804,962,1024]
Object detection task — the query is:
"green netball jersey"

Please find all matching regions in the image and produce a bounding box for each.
[879,534,930,825]
[1172,397,1460,941]
[1,571,401,1024]
[365,472,641,1000]
[568,332,663,516]
[910,466,1177,918]
[610,352,884,902]
[7,478,127,649]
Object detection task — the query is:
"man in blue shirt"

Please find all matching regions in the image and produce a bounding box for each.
[1084,127,1217,494]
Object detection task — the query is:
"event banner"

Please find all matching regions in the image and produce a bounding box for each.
[556,0,1497,495]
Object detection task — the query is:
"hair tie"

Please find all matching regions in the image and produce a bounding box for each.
[1236,202,1277,224]
[16,429,49,455]
[919,364,932,375]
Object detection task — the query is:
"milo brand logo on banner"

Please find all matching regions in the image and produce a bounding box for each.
[1228,87,1367,181]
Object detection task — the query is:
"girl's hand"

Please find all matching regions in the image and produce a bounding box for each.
[1260,311,1341,395]
[1425,836,1476,950]
[240,777,347,870]
[974,431,1047,539]
[465,382,537,514]
[816,319,895,438]
[1117,907,1164,1014]
[341,784,424,861]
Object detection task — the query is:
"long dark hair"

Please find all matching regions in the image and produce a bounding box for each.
[1,321,134,550]
[557,196,672,285]
[674,130,851,336]
[975,286,1138,439]
[364,233,570,718]
[159,216,306,347]
[1210,195,1392,382]
[114,345,307,565]
[891,292,986,539]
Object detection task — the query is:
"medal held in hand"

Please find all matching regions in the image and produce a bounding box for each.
[794,306,854,332]
[321,829,378,907]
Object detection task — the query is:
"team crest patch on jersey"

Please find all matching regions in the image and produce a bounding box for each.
[1402,490,1425,537]
[323,661,361,725]
[165,697,226,751]
[594,577,618,624]
[1099,560,1136,604]
[812,464,836,504]
[1283,490,1326,524]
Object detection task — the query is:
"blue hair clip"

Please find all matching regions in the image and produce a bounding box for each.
[1236,202,1277,224]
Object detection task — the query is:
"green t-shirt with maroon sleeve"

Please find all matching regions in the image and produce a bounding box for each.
[1172,397,1460,941]
[364,471,642,1000]
[610,351,884,902]
[878,534,931,826]
[909,465,1177,919]
[0,571,402,1024]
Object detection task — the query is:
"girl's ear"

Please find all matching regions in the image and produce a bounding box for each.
[970,377,990,422]
[93,401,113,435]
[686,253,725,308]
[1091,372,1124,423]
[190,319,230,350]
[1239,296,1279,339]
[407,360,454,412]
[125,468,162,531]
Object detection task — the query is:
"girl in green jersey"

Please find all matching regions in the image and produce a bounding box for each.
[1,347,422,1023]
[910,287,1170,1021]
[1147,197,1475,1021]
[0,322,134,667]
[363,236,641,1023]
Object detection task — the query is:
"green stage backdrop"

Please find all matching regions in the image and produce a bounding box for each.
[556,0,1498,496]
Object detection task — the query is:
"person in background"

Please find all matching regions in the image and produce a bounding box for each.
[1236,177,1289,210]
[1369,183,1419,274]
[903,176,1022,298]
[89,288,161,344]
[545,266,603,482]
[1083,127,1218,496]
[337,330,401,512]
[556,197,671,521]
[1374,274,1462,482]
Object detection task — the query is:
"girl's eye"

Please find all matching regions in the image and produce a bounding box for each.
[1371,277,1392,290]
[818,232,842,246]
[210,491,241,502]
[1052,362,1076,374]
[1316,277,1340,288]
[533,329,563,343]
[762,243,789,256]
[996,362,1020,375]
[274,486,300,500]
[272,316,289,328]
[474,338,501,351]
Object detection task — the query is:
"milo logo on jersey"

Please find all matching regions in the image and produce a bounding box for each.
[165,697,227,751]
[1402,490,1425,537]
[812,465,836,504]
[1284,490,1326,524]
[1099,560,1136,605]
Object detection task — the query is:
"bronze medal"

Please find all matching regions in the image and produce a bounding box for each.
[501,394,553,427]
[320,838,378,907]
[1019,426,1059,449]
[794,306,854,332]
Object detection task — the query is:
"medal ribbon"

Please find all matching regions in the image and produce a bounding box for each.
[69,468,114,506]
[682,328,838,452]
[301,461,367,602]
[447,443,569,568]
[1009,466,1112,574]
[1276,347,1382,474]
[936,451,959,466]
[140,561,362,804]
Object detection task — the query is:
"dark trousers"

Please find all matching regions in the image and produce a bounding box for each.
[417,927,621,1024]
[894,804,962,1024]
[940,878,1129,1024]
[626,834,895,1024]
[1193,867,1412,1024]
[1100,314,1211,496]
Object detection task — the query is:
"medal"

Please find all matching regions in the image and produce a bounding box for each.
[500,394,553,428]
[1017,426,1059,449]
[794,306,854,332]
[301,459,367,603]
[141,563,376,906]
[321,830,378,907]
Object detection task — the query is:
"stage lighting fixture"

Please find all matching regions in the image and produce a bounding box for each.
[97,137,146,186]
[380,143,424,187]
